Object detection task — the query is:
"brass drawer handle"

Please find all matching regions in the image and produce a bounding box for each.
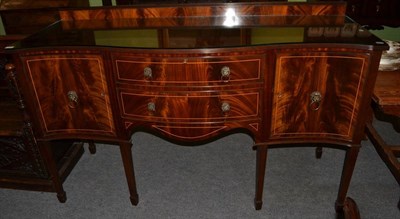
[220,66,230,82]
[67,91,79,108]
[148,102,156,113]
[310,91,322,111]
[221,102,231,113]
[144,67,153,80]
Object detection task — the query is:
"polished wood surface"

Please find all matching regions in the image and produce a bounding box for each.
[104,0,400,28]
[0,35,84,196]
[0,63,83,195]
[58,2,347,30]
[23,54,116,138]
[0,0,89,34]
[60,16,346,30]
[59,2,346,21]
[114,54,261,83]
[4,3,386,218]
[272,52,369,141]
[372,70,400,117]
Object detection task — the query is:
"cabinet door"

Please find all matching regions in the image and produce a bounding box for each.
[271,51,370,141]
[23,54,116,138]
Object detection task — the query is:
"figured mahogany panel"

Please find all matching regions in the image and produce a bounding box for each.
[24,55,116,137]
[119,90,260,122]
[59,2,346,21]
[271,51,370,140]
[115,56,261,85]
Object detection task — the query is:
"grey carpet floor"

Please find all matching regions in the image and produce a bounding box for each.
[1,118,399,219]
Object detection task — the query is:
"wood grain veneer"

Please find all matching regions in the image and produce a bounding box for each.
[4,3,387,218]
[24,55,116,138]
[272,52,369,141]
[59,2,346,21]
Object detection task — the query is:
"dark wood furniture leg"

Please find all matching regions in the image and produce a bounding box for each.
[255,143,361,218]
[254,145,268,210]
[316,146,323,159]
[88,140,97,154]
[366,123,400,183]
[37,141,67,203]
[367,69,400,208]
[366,122,400,209]
[335,146,361,219]
[119,141,139,205]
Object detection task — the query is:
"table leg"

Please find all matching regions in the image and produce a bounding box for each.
[335,146,360,218]
[119,141,139,205]
[254,145,268,210]
[336,197,360,219]
[316,146,323,159]
[88,140,96,154]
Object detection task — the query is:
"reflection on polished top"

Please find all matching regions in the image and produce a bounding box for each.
[6,3,387,50]
[9,18,386,50]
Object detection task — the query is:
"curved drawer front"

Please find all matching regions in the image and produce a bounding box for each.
[119,90,260,122]
[114,56,262,85]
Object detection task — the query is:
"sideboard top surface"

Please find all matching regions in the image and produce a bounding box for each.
[4,2,388,51]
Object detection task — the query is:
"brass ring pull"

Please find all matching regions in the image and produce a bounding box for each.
[310,91,322,111]
[67,91,78,108]
[221,102,231,113]
[220,66,230,82]
[144,67,153,80]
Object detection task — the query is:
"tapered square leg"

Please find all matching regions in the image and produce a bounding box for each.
[119,141,139,205]
[335,146,360,219]
[254,145,268,210]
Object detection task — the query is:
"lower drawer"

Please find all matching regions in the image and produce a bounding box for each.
[119,90,261,123]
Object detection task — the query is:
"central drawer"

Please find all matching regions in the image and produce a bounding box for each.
[119,90,260,123]
[113,55,262,85]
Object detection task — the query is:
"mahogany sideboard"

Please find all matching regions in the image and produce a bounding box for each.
[3,2,388,218]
